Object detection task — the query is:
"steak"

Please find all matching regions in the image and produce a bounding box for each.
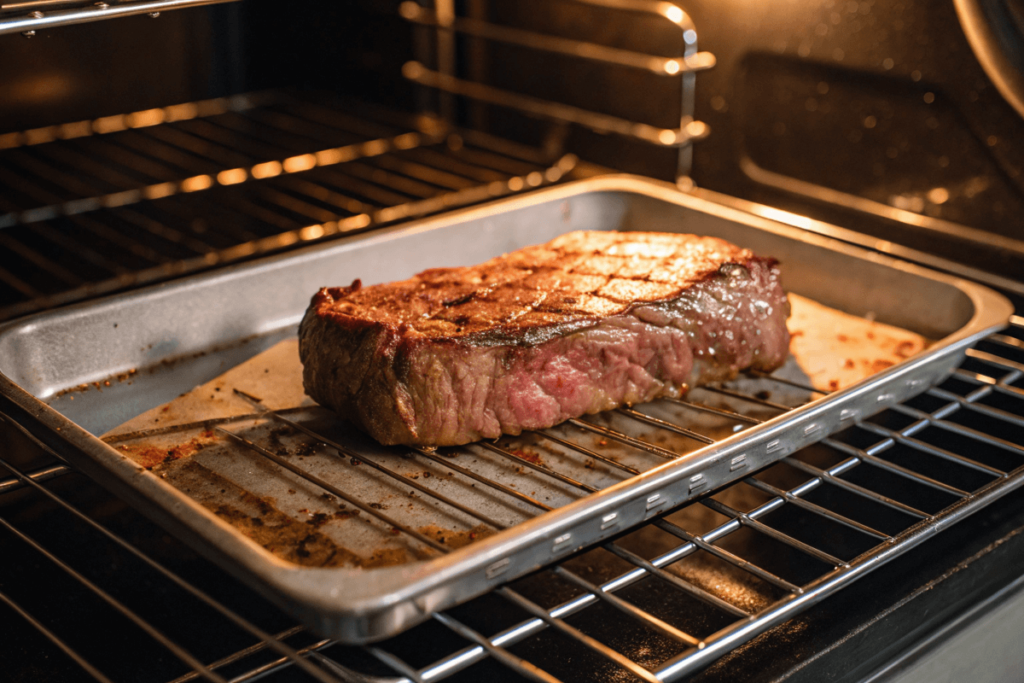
[299,231,791,447]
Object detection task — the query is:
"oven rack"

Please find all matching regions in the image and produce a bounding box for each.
[401,0,714,182]
[0,89,579,322]
[2,314,1023,682]
[0,0,238,38]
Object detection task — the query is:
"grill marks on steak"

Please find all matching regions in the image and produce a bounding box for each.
[300,231,791,446]
[314,232,762,344]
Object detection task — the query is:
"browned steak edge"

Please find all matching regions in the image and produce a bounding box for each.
[299,244,790,446]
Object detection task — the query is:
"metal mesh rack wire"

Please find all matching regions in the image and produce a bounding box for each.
[2,314,1023,682]
[399,0,714,183]
[0,88,579,322]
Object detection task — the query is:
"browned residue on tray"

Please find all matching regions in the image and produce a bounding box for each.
[512,448,544,465]
[418,524,497,549]
[166,461,364,567]
[117,430,217,470]
[53,369,137,399]
[160,460,485,568]
[364,548,415,568]
[208,498,365,568]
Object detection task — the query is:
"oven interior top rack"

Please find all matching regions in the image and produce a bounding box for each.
[0,0,717,324]
[0,0,239,37]
[0,88,590,323]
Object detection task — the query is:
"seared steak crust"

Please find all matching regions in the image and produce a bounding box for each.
[299,231,790,446]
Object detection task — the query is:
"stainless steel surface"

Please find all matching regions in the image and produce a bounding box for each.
[862,574,1024,683]
[403,0,711,180]
[0,176,1012,647]
[2,1,84,10]
[0,0,238,36]
[684,0,1024,282]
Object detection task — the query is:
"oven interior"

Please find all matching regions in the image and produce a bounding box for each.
[3,1,1024,681]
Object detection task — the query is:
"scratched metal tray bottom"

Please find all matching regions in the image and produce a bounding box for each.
[105,382,795,569]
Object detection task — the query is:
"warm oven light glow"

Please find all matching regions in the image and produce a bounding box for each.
[658,2,684,24]
[300,224,326,240]
[92,115,125,134]
[283,154,317,173]
[217,168,248,186]
[163,102,199,122]
[180,175,213,193]
[126,108,165,128]
[251,161,283,179]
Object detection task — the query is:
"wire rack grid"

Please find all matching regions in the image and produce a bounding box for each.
[0,89,579,322]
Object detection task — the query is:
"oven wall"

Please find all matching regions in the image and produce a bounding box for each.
[392,0,1024,280]
[0,0,417,134]
[0,7,231,133]
[683,0,1024,276]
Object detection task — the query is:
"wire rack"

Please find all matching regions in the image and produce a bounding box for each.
[0,89,579,322]
[0,0,241,38]
[2,314,1023,682]
[400,0,714,183]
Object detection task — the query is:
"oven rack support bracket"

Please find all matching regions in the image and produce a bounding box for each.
[0,0,239,37]
[401,0,714,183]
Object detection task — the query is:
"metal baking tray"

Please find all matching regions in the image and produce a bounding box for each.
[0,175,1011,643]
